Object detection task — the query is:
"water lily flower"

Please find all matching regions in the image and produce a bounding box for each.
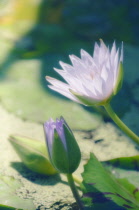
[46,40,123,106]
[44,117,81,174]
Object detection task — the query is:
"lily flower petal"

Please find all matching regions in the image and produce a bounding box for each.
[46,40,123,106]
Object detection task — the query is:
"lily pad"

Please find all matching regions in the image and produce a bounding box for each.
[81,153,139,209]
[102,155,139,188]
[0,204,22,210]
[0,175,35,210]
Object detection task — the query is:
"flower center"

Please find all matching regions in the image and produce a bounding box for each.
[90,72,94,79]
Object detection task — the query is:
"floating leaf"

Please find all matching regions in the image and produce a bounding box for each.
[102,155,139,193]
[9,135,57,175]
[0,175,35,210]
[0,204,21,210]
[81,153,139,209]
[117,178,139,202]
[0,204,23,210]
[103,155,139,170]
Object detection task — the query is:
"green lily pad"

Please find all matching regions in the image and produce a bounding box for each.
[0,204,22,210]
[81,153,139,209]
[102,155,139,188]
[0,175,35,210]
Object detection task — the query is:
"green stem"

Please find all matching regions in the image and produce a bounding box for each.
[104,103,139,145]
[67,173,84,210]
[63,174,82,185]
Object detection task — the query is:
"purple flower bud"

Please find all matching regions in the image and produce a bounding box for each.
[44,117,81,174]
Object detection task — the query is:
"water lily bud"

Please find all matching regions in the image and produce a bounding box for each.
[44,117,81,174]
[9,135,57,175]
[46,40,123,106]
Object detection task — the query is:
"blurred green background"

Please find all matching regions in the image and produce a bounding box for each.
[0,0,138,133]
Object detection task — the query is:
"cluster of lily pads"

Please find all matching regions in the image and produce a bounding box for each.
[7,40,139,210]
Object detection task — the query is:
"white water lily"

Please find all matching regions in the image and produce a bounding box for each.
[46,40,123,106]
